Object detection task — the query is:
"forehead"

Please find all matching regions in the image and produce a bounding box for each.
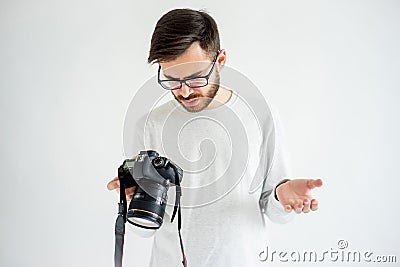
[160,61,211,79]
[159,43,213,78]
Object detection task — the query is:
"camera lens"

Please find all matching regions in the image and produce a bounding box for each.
[127,183,168,229]
[128,216,160,228]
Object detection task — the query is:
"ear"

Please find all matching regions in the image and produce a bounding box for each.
[217,49,227,71]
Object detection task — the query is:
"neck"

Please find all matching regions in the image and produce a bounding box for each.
[205,87,233,110]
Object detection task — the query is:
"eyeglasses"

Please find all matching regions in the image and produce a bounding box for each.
[157,54,218,90]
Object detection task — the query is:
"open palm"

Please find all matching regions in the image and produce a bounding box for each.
[276,178,323,213]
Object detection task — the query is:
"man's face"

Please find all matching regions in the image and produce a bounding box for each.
[159,43,220,113]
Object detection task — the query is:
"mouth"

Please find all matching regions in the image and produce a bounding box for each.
[182,98,199,107]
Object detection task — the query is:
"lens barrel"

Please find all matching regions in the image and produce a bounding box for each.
[127,184,168,229]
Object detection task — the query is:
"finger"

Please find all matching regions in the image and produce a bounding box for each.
[126,186,136,196]
[125,187,137,203]
[302,199,311,213]
[307,178,323,189]
[107,177,120,190]
[283,199,296,212]
[108,181,119,191]
[284,205,292,212]
[127,194,133,202]
[294,202,303,214]
[310,199,319,211]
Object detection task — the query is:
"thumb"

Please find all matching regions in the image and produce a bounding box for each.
[107,176,119,190]
[307,178,323,189]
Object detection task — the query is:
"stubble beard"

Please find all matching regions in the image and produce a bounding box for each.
[173,74,220,113]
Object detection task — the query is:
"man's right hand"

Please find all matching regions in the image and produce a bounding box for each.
[107,176,137,202]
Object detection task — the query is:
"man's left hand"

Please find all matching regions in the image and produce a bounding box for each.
[276,179,323,214]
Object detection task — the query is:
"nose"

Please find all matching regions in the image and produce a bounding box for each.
[178,83,193,98]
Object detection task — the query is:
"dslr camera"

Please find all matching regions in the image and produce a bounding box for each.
[118,150,183,229]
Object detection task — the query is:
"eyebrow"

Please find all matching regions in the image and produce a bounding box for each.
[162,67,207,80]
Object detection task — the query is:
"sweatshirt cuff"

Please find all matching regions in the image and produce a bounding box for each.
[266,185,295,224]
[269,189,288,213]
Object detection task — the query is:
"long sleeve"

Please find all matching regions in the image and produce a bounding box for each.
[259,106,295,224]
[123,108,149,158]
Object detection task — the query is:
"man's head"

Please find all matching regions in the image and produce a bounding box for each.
[148,9,227,112]
[148,8,220,64]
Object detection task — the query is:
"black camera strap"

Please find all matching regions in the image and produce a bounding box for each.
[170,168,187,267]
[114,170,127,267]
[114,208,125,267]
[114,163,187,267]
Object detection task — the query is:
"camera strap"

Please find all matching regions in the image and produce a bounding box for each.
[170,171,187,267]
[114,163,187,267]
[114,176,127,267]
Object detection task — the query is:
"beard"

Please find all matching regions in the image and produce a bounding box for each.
[172,73,221,113]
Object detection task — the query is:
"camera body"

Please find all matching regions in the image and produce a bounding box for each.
[118,150,183,229]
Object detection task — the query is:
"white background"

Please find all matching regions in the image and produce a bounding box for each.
[1,0,399,266]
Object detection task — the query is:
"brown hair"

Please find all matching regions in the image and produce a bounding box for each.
[148,8,220,64]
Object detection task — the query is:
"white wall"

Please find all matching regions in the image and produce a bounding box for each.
[1,1,399,266]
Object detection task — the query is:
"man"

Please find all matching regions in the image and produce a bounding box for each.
[107,8,323,267]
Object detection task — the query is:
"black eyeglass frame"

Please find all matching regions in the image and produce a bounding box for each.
[157,53,219,90]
